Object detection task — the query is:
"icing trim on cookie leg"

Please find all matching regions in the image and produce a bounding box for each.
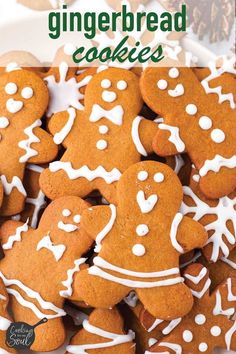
[199,154,236,177]
[159,124,185,153]
[170,213,184,253]
[2,219,29,250]
[0,316,11,331]
[0,175,27,197]
[18,119,41,163]
[225,320,236,351]
[95,204,116,252]
[53,107,76,145]
[131,116,148,156]
[60,258,87,298]
[145,342,182,354]
[67,320,135,353]
[49,162,122,184]
[0,272,66,319]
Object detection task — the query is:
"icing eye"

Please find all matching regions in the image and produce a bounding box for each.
[62,209,71,217]
[21,87,34,99]
[5,82,17,95]
[157,80,168,90]
[73,215,81,223]
[137,171,148,181]
[154,173,164,183]
[117,80,127,90]
[101,79,111,89]
[169,68,179,78]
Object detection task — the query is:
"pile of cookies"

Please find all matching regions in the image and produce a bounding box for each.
[0,54,235,354]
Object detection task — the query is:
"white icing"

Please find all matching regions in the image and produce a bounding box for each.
[210,128,225,143]
[132,244,146,256]
[147,318,163,333]
[185,104,197,115]
[199,154,236,177]
[174,155,185,174]
[96,139,107,150]
[0,117,9,128]
[6,98,23,113]
[44,62,92,117]
[210,326,221,336]
[117,80,127,90]
[49,161,122,184]
[227,278,236,302]
[60,258,86,297]
[198,116,212,130]
[0,272,66,319]
[136,224,149,236]
[58,221,78,233]
[66,319,135,353]
[0,316,11,331]
[159,123,185,153]
[169,68,179,78]
[18,119,41,163]
[99,125,109,134]
[191,278,211,299]
[199,343,208,352]
[151,342,182,354]
[221,256,236,269]
[138,171,148,181]
[90,104,124,126]
[168,84,184,97]
[131,116,148,156]
[26,164,44,173]
[123,291,138,307]
[136,190,158,214]
[157,80,168,90]
[182,329,193,342]
[89,257,183,288]
[0,348,11,354]
[0,175,26,196]
[181,186,236,262]
[195,314,206,325]
[192,174,200,182]
[62,209,71,217]
[162,318,182,335]
[101,79,111,89]
[201,59,236,109]
[214,289,234,317]
[102,90,117,103]
[95,204,116,252]
[26,190,46,229]
[154,172,164,183]
[170,213,184,253]
[2,219,29,250]
[53,107,76,145]
[5,82,17,95]
[37,234,66,261]
[184,267,207,284]
[73,215,81,224]
[148,338,157,347]
[6,62,21,72]
[21,87,33,99]
[225,320,236,350]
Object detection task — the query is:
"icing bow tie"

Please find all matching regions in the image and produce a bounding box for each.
[89,104,124,126]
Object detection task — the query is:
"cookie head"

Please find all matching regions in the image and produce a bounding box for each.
[84,67,143,120]
[0,69,49,122]
[117,161,183,218]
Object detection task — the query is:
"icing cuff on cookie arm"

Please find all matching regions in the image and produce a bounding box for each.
[0,220,31,253]
[154,124,185,156]
[81,205,116,244]
[132,118,158,155]
[175,214,208,253]
[48,109,77,147]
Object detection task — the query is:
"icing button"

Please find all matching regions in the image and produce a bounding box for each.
[132,244,146,256]
[96,139,108,150]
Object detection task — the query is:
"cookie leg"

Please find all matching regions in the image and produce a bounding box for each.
[39,168,94,200]
[97,181,118,204]
[74,270,130,308]
[137,283,193,320]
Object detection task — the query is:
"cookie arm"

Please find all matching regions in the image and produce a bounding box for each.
[139,119,159,154]
[81,205,116,241]
[176,216,207,252]
[0,220,31,252]
[27,128,58,164]
[47,109,77,147]
[153,125,186,156]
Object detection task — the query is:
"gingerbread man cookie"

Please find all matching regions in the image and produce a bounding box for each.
[40,68,158,203]
[0,69,58,216]
[0,196,93,351]
[66,308,135,354]
[17,0,74,11]
[141,63,236,199]
[181,168,236,263]
[75,161,207,319]
[147,264,236,353]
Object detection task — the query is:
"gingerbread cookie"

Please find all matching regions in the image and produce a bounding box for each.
[75,161,207,319]
[40,68,158,203]
[0,278,16,354]
[0,69,58,216]
[0,196,93,351]
[141,63,236,199]
[17,0,74,11]
[66,308,135,353]
[147,263,236,353]
[0,50,43,75]
[181,168,236,263]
